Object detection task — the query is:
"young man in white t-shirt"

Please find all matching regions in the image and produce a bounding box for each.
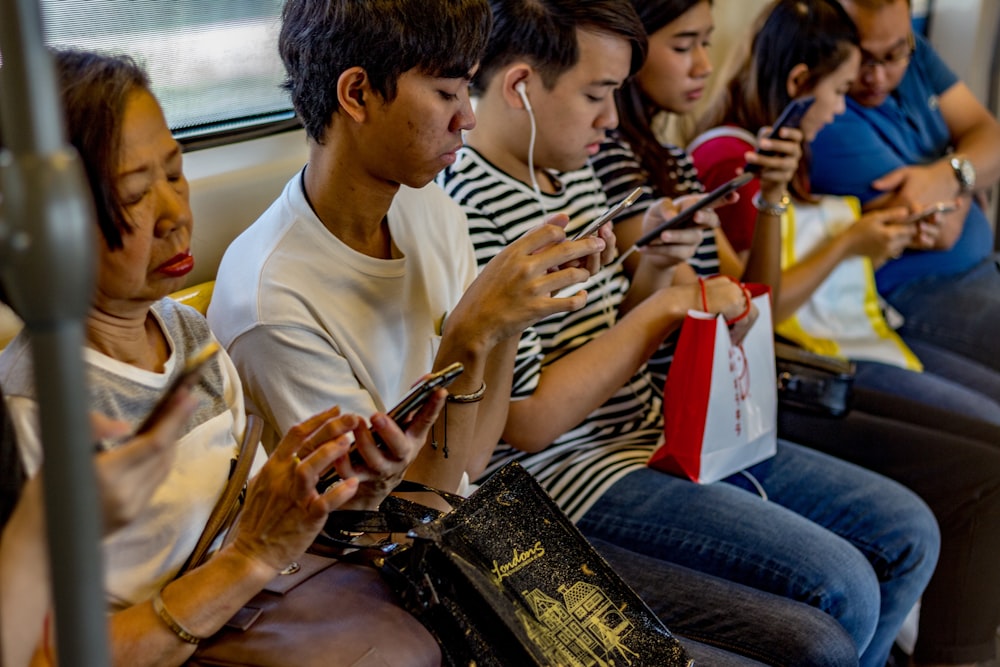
[208,0,608,496]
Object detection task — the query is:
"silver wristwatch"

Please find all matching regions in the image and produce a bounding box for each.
[949,154,976,194]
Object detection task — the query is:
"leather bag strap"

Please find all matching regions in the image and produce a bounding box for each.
[181,413,263,574]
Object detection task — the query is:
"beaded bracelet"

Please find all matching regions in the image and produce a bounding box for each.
[152,588,204,645]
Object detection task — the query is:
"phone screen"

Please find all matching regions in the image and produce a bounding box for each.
[744,96,815,174]
[571,187,643,241]
[135,340,220,435]
[634,172,754,248]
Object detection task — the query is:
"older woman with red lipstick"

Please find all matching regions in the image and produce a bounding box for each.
[0,49,444,667]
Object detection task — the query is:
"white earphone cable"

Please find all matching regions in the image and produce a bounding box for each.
[517,83,547,218]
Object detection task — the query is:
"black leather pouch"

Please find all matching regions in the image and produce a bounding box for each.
[775,342,855,418]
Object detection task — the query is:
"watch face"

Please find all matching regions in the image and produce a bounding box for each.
[960,161,975,183]
[952,156,975,190]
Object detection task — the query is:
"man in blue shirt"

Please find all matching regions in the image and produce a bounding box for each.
[811,0,1000,374]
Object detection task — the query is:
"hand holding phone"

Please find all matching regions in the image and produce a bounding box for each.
[744,96,815,174]
[134,340,219,435]
[385,362,464,431]
[571,187,643,241]
[633,173,753,248]
[899,201,959,226]
[347,362,464,468]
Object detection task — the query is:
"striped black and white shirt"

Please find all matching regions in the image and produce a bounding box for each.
[438,147,663,522]
[590,135,723,388]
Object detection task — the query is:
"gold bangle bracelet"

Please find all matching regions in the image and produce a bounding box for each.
[152,588,204,645]
[447,381,486,403]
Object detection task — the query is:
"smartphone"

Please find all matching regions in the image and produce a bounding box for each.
[134,340,220,435]
[633,172,754,248]
[385,362,464,431]
[744,96,816,174]
[346,362,464,468]
[571,187,643,241]
[900,201,959,226]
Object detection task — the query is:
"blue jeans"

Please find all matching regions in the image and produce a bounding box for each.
[854,338,1000,425]
[591,537,858,666]
[576,441,940,667]
[885,255,1000,374]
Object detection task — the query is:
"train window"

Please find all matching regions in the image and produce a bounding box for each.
[41,0,297,149]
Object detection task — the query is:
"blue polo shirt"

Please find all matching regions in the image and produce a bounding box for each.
[810,34,993,294]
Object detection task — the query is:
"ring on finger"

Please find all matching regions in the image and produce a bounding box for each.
[291,453,301,466]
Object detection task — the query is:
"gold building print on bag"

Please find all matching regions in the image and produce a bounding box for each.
[519,580,640,666]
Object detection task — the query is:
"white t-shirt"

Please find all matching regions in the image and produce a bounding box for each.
[209,169,478,451]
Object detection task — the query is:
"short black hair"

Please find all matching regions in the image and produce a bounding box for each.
[279,0,492,144]
[474,0,647,93]
[53,49,151,251]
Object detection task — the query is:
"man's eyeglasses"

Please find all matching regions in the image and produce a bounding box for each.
[859,33,916,72]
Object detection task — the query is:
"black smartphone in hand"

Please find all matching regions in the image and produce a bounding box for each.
[385,362,464,431]
[347,362,464,468]
[744,96,815,174]
[135,340,220,435]
[634,172,754,248]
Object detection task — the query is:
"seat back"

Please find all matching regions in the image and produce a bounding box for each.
[169,281,215,316]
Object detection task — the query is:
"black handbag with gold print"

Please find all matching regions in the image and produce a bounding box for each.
[324,462,693,667]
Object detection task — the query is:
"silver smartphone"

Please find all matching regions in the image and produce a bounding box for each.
[900,201,959,226]
[571,187,643,241]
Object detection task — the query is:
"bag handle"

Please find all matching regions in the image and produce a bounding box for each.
[181,413,263,574]
[322,479,464,535]
[316,479,465,557]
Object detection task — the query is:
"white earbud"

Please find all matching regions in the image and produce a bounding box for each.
[515,81,532,111]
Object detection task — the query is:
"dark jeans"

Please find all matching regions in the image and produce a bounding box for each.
[591,537,858,666]
[854,338,1000,425]
[885,255,1000,374]
[780,388,1000,664]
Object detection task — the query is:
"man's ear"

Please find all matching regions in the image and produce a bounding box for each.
[338,67,370,123]
[786,63,810,99]
[501,64,535,111]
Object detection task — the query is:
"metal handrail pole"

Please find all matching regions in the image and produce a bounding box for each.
[0,0,109,665]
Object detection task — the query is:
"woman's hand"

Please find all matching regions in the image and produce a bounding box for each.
[844,207,913,266]
[637,196,715,271]
[92,389,198,534]
[745,127,803,203]
[229,406,362,573]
